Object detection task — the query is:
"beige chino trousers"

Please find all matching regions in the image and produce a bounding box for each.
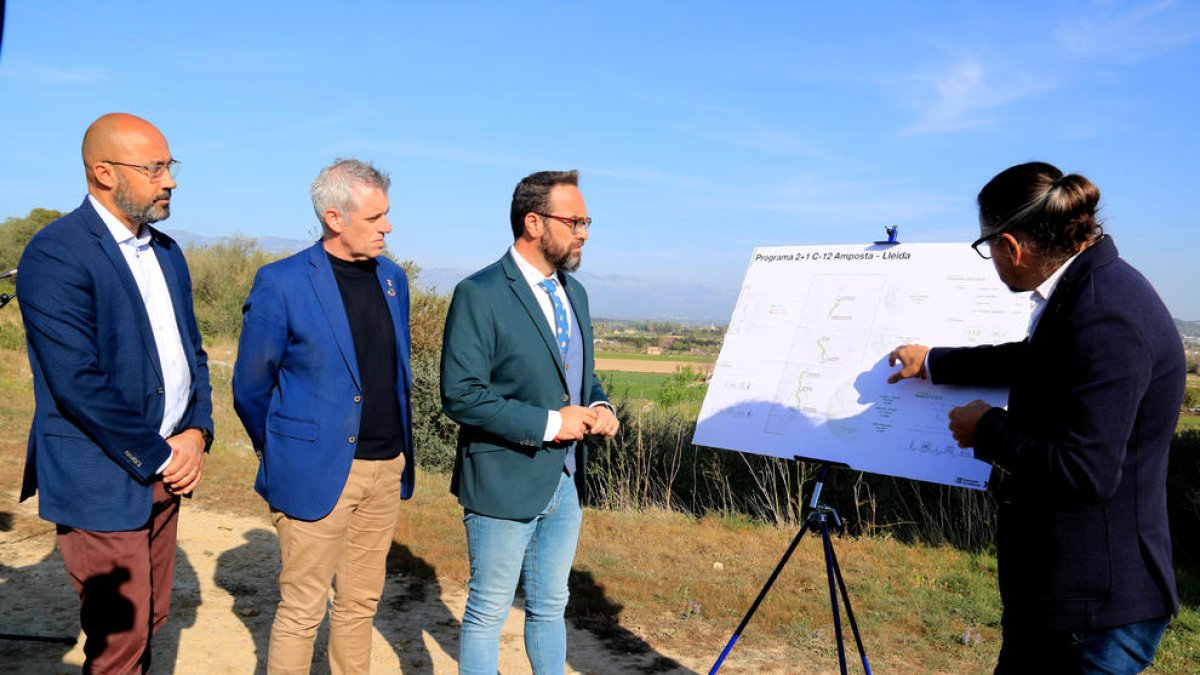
[267,453,405,674]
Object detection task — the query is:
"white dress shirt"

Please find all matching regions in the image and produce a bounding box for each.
[509,246,611,443]
[510,245,573,336]
[90,195,192,469]
[1026,251,1081,338]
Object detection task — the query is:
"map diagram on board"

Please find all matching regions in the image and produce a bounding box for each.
[693,243,1031,490]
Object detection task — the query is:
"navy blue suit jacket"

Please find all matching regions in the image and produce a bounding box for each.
[17,198,213,532]
[441,251,607,520]
[929,236,1184,630]
[232,243,414,521]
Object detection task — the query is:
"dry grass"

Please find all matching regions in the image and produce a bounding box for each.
[378,470,1008,673]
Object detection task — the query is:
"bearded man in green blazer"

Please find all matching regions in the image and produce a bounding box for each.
[441,170,619,674]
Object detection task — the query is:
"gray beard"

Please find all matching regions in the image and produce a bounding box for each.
[114,179,170,227]
[539,232,581,272]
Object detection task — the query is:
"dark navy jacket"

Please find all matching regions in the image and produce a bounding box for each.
[930,236,1184,630]
[17,199,213,531]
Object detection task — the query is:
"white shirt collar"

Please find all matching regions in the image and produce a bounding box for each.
[509,244,572,333]
[1032,250,1081,305]
[1026,249,1083,338]
[510,244,557,287]
[88,194,150,246]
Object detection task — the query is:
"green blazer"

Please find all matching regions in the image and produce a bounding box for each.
[441,250,607,519]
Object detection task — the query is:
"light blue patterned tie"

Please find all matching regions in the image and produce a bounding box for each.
[538,278,570,359]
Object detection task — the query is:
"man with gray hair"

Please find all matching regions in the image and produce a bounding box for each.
[233,158,414,673]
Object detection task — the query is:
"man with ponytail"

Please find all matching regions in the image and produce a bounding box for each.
[889,162,1185,673]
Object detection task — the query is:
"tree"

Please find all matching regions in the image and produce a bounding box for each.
[0,208,64,273]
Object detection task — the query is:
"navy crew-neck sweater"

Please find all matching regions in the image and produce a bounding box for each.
[328,253,403,460]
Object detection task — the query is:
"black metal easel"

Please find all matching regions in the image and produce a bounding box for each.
[0,632,76,646]
[0,268,15,308]
[709,464,871,675]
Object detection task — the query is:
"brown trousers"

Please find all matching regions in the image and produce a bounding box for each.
[57,481,180,674]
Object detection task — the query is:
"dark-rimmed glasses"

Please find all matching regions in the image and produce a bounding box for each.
[970,232,1005,259]
[103,159,181,182]
[535,212,592,235]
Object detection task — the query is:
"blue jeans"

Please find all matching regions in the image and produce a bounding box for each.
[996,615,1170,674]
[459,472,583,675]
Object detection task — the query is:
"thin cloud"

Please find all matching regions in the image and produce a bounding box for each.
[1056,0,1200,62]
[727,175,960,228]
[327,139,541,169]
[687,124,844,162]
[0,65,110,84]
[896,56,1054,137]
[588,166,736,194]
[586,166,960,231]
[897,1,1199,137]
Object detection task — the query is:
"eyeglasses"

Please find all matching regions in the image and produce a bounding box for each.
[103,159,181,182]
[535,212,592,235]
[970,233,1003,259]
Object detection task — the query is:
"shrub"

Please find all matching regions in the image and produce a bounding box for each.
[404,264,458,472]
[1183,387,1200,411]
[0,209,64,322]
[410,350,458,472]
[185,236,282,338]
[655,366,707,409]
[584,400,1000,548]
[0,208,63,272]
[1169,429,1200,568]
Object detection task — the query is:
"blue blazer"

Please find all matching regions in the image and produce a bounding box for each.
[16,198,213,532]
[929,236,1185,630]
[441,250,607,520]
[233,243,414,521]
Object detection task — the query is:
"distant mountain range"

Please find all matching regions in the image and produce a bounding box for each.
[168,230,1196,329]
[413,267,738,324]
[167,229,315,255]
[166,230,738,323]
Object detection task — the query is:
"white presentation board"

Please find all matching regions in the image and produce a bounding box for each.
[693,243,1031,490]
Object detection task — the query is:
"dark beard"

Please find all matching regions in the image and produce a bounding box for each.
[114,178,170,227]
[539,231,581,272]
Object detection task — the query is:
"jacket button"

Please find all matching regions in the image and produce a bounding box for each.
[157,387,164,395]
[348,436,357,444]
[561,394,569,402]
[353,395,362,403]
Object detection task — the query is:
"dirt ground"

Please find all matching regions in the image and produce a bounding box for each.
[593,359,713,375]
[1,490,726,674]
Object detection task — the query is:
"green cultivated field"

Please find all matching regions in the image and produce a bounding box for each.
[598,370,670,400]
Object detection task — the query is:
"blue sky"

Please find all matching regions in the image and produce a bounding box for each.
[1,1,1198,319]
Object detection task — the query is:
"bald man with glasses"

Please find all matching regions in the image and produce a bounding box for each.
[16,113,212,673]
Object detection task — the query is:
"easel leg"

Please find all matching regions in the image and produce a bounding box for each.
[825,520,872,674]
[820,515,849,675]
[708,519,813,675]
[710,464,871,674]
